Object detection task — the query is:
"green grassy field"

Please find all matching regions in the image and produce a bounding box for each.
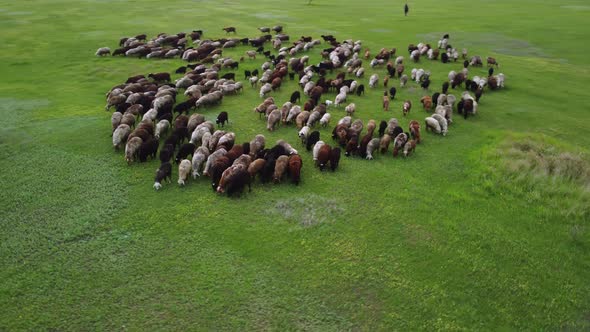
[1,0,589,330]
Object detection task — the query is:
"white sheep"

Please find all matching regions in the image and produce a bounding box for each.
[431,114,448,136]
[201,132,212,149]
[400,75,408,87]
[355,67,365,77]
[178,159,192,186]
[345,103,356,116]
[142,108,157,122]
[369,74,379,88]
[424,117,441,134]
[335,92,347,107]
[497,73,505,88]
[191,146,210,178]
[415,69,425,83]
[298,126,310,144]
[259,83,272,98]
[312,141,325,161]
[320,113,331,127]
[325,100,333,108]
[277,139,298,155]
[112,124,131,150]
[337,116,352,127]
[307,111,322,127]
[366,138,381,160]
[203,148,227,176]
[155,120,170,139]
[395,56,404,65]
[95,47,111,56]
[448,70,457,83]
[175,77,193,89]
[304,81,315,96]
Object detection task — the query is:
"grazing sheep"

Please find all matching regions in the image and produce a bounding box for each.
[203,148,227,177]
[154,162,172,190]
[392,133,408,157]
[125,136,143,164]
[435,105,453,124]
[400,75,408,87]
[217,132,236,150]
[486,56,499,67]
[248,158,266,180]
[366,120,377,136]
[249,134,266,157]
[319,113,331,127]
[112,124,131,150]
[312,141,325,161]
[159,144,174,164]
[105,94,127,111]
[259,83,272,98]
[335,92,347,107]
[111,112,123,133]
[307,111,321,127]
[369,74,379,88]
[366,138,381,160]
[316,144,331,170]
[409,120,421,143]
[191,146,210,178]
[306,131,320,151]
[290,91,301,103]
[223,27,237,34]
[379,134,392,153]
[287,105,302,124]
[383,93,390,112]
[249,76,259,87]
[277,139,298,155]
[295,111,310,129]
[148,72,171,82]
[403,140,416,157]
[345,103,356,116]
[96,47,111,56]
[424,117,442,134]
[272,155,289,183]
[216,111,229,127]
[288,154,303,184]
[298,126,311,144]
[378,120,387,137]
[178,159,192,186]
[420,96,432,111]
[402,100,412,117]
[327,147,340,171]
[350,119,364,136]
[175,143,196,164]
[210,156,232,191]
[138,138,159,162]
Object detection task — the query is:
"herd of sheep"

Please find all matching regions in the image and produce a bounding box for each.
[100,27,506,196]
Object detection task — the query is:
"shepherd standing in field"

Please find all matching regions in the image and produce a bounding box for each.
[404,3,409,16]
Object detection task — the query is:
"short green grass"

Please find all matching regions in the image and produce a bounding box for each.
[1,0,589,330]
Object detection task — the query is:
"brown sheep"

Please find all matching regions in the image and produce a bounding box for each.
[288,154,302,185]
[402,100,412,117]
[409,120,421,144]
[267,109,281,131]
[487,56,499,67]
[366,120,377,136]
[316,144,332,170]
[403,140,416,157]
[248,158,266,180]
[420,96,433,111]
[271,77,282,91]
[273,155,289,183]
[379,134,392,153]
[383,93,390,112]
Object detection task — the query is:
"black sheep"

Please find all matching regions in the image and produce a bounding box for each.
[216,111,229,127]
[290,91,301,104]
[148,72,171,82]
[288,72,295,80]
[442,82,449,94]
[260,158,276,184]
[306,131,320,151]
[252,69,259,77]
[329,148,341,172]
[175,143,196,164]
[463,60,469,68]
[175,66,187,74]
[488,67,494,77]
[173,98,196,116]
[172,127,189,144]
[139,138,159,162]
[356,84,365,96]
[475,88,483,102]
[264,144,287,160]
[159,144,175,164]
[242,142,250,156]
[421,79,431,90]
[244,70,251,79]
[432,92,440,106]
[378,121,387,137]
[441,53,449,63]
[457,99,465,115]
[156,112,173,123]
[221,73,235,80]
[164,134,180,151]
[389,87,397,100]
[225,169,251,197]
[154,162,172,190]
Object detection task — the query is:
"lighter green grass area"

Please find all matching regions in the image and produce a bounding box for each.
[0,0,589,330]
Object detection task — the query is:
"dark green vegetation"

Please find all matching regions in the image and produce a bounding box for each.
[1,0,589,329]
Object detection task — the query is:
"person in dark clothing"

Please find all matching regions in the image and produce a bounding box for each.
[404,3,409,16]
